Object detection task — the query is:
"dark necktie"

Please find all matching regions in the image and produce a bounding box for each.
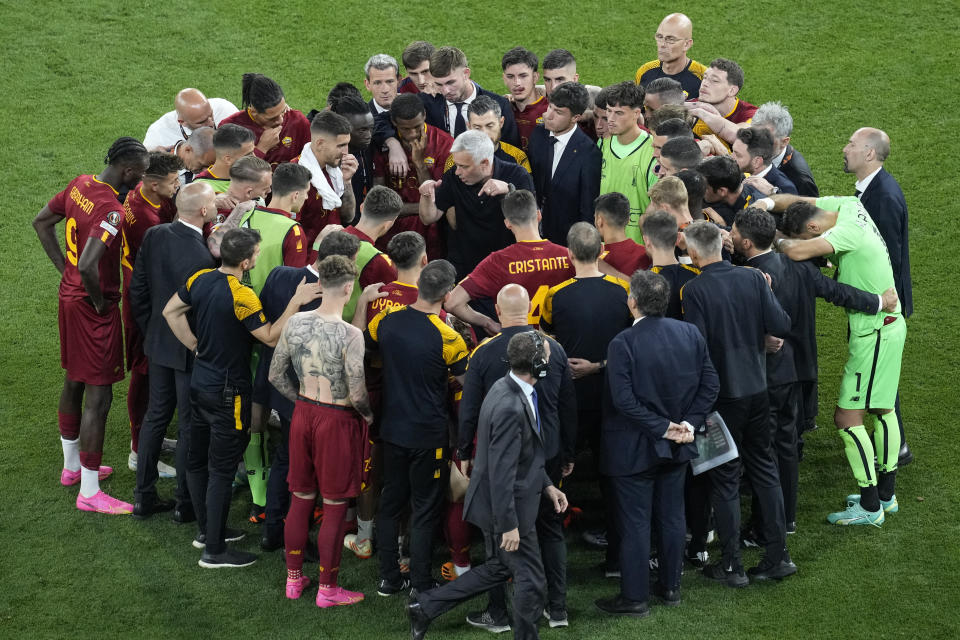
[453,102,467,137]
[855,189,862,198]
[530,389,542,435]
[543,136,558,195]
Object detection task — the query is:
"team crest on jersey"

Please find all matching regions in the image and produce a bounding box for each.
[281,136,292,147]
[107,211,122,227]
[536,116,544,125]
[216,214,226,224]
[424,156,435,166]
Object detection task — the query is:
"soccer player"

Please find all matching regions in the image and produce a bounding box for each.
[399,41,436,94]
[731,127,798,195]
[33,137,150,514]
[501,47,547,151]
[598,81,658,243]
[122,151,183,480]
[656,136,702,179]
[593,192,650,275]
[208,155,273,228]
[297,110,360,248]
[163,227,321,568]
[267,254,373,606]
[193,123,257,193]
[647,175,694,228]
[367,260,469,595]
[643,78,686,115]
[357,231,429,328]
[698,155,765,225]
[331,95,376,220]
[419,130,535,279]
[143,88,238,150]
[635,13,707,99]
[445,189,573,335]
[341,186,402,320]
[374,94,453,259]
[220,73,312,167]
[763,194,906,526]
[364,54,400,115]
[466,96,531,172]
[685,59,757,147]
[641,210,699,320]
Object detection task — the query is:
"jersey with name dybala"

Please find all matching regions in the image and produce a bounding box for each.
[818,196,899,334]
[365,281,420,328]
[48,175,125,302]
[121,184,176,290]
[459,240,574,325]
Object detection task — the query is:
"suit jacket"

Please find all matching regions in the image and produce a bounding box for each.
[528,125,602,245]
[763,165,798,195]
[778,144,819,197]
[457,326,576,463]
[601,317,719,477]
[860,167,912,317]
[129,221,215,371]
[464,374,551,535]
[418,83,521,148]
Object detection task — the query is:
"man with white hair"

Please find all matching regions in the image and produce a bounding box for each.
[364,54,401,115]
[419,130,535,279]
[144,88,237,150]
[751,102,819,197]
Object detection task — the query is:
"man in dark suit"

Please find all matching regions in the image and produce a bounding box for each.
[410,332,568,640]
[681,221,796,586]
[753,102,819,197]
[731,208,896,535]
[129,182,218,520]
[528,83,601,246]
[844,127,913,464]
[595,270,719,616]
[733,127,798,196]
[457,284,576,630]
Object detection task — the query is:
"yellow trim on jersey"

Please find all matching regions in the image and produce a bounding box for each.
[444,155,455,172]
[541,277,576,326]
[689,60,707,79]
[138,186,160,209]
[227,274,264,322]
[393,280,417,288]
[428,313,469,365]
[603,274,631,292]
[367,303,405,343]
[185,268,215,291]
[498,141,531,173]
[723,98,741,120]
[92,176,119,195]
[207,167,223,179]
[234,396,243,430]
[634,60,661,84]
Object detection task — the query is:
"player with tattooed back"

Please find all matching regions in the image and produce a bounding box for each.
[269,255,375,608]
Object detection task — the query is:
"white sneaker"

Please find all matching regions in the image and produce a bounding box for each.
[128,450,176,478]
[162,437,177,453]
[128,450,138,472]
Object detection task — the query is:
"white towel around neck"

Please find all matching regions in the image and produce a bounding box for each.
[298,143,344,210]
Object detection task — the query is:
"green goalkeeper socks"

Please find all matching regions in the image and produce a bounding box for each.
[840,425,876,488]
[244,433,269,507]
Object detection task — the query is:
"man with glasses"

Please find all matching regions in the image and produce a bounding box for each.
[635,14,707,100]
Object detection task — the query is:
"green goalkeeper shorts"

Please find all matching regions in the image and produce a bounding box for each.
[837,315,906,411]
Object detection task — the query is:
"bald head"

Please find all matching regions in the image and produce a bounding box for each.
[655,13,694,66]
[856,127,890,161]
[660,13,693,37]
[175,88,215,131]
[496,284,531,327]
[843,127,891,177]
[176,182,216,224]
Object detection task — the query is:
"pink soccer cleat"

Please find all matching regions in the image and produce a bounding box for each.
[60,465,114,487]
[76,490,133,515]
[286,576,311,600]
[316,586,364,608]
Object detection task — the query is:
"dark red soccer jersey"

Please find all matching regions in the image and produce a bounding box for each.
[255,206,309,268]
[120,184,175,289]
[601,238,651,276]
[726,98,757,124]
[193,168,228,182]
[344,226,398,287]
[48,175,125,302]
[220,108,312,167]
[512,97,549,151]
[397,77,420,94]
[364,280,419,327]
[459,240,573,324]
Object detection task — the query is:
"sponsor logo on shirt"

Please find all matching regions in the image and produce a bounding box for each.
[282,136,292,147]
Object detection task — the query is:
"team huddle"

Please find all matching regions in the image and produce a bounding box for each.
[34,12,914,639]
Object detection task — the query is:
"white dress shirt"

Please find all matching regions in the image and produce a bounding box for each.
[178,219,204,236]
[143,97,238,150]
[549,126,578,178]
[854,166,882,198]
[446,83,478,137]
[509,371,538,424]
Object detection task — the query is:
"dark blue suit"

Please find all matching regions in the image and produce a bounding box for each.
[418,83,520,147]
[778,144,818,197]
[527,125,601,245]
[762,165,798,195]
[602,316,719,602]
[860,168,912,317]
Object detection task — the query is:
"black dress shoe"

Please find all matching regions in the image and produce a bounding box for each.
[898,443,914,467]
[408,592,432,640]
[595,594,650,617]
[260,535,284,552]
[172,505,196,524]
[702,562,749,588]
[651,583,681,606]
[132,499,175,520]
[747,557,798,581]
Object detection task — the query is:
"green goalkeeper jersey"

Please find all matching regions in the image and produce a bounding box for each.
[599,132,658,243]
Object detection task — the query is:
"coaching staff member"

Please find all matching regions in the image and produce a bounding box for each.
[681,221,796,585]
[163,228,320,568]
[367,260,470,594]
[129,182,219,521]
[410,331,569,640]
[595,270,718,616]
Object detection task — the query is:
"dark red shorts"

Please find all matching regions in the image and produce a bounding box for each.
[121,294,147,374]
[58,297,124,386]
[288,398,371,499]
